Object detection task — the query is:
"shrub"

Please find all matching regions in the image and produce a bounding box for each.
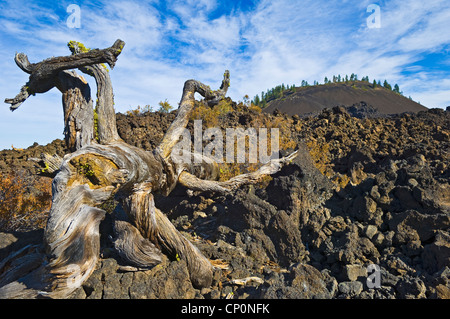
[125,105,153,116]
[158,99,173,113]
[190,99,233,127]
[0,170,52,231]
[262,116,297,151]
[248,103,262,113]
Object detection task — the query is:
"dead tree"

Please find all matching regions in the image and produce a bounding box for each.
[0,40,298,298]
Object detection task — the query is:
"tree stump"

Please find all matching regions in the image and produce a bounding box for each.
[0,40,298,298]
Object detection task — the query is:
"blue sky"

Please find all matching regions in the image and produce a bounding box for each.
[0,0,449,150]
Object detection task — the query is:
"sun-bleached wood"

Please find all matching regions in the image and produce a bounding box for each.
[0,40,298,298]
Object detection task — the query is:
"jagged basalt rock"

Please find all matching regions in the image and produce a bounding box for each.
[259,263,333,299]
[1,102,449,299]
[69,257,197,299]
[209,141,334,268]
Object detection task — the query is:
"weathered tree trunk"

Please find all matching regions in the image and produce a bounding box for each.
[68,41,121,145]
[0,40,298,298]
[55,70,95,151]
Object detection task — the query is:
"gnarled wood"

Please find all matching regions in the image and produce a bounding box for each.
[178,150,299,194]
[5,39,124,111]
[69,41,121,144]
[89,63,121,144]
[113,220,163,269]
[121,185,213,287]
[55,70,95,151]
[156,70,230,160]
[29,153,64,176]
[1,40,298,298]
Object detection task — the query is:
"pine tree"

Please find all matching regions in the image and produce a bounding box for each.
[262,100,266,108]
[393,84,400,94]
[253,94,260,106]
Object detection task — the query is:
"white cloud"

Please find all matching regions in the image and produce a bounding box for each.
[398,7,450,52]
[171,0,217,20]
[1,0,449,150]
[401,76,450,108]
[356,0,450,52]
[81,1,163,53]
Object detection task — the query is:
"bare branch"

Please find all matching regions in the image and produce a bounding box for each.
[14,52,33,74]
[5,39,124,112]
[178,150,299,194]
[4,85,30,111]
[156,70,230,160]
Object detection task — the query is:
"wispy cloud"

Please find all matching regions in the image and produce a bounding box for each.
[0,0,449,150]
